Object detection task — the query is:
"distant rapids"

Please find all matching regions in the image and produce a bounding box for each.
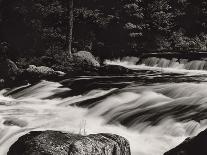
[105,56,207,71]
[2,57,207,155]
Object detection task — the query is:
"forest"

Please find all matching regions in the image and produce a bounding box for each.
[0,0,207,62]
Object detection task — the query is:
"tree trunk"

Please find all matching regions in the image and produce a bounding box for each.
[66,0,73,58]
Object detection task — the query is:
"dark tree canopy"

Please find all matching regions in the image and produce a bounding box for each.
[0,0,207,60]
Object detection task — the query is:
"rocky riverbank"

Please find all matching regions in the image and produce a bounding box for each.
[0,51,134,89]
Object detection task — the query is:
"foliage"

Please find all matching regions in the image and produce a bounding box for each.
[171,31,207,51]
[119,0,147,51]
[1,0,207,63]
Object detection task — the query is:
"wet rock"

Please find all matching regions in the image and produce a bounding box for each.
[99,65,134,75]
[0,59,21,79]
[8,130,131,155]
[164,128,207,155]
[0,59,24,88]
[24,65,65,82]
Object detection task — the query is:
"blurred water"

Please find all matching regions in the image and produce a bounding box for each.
[1,58,207,154]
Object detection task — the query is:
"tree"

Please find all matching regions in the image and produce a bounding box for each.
[146,0,175,50]
[66,0,73,57]
[148,0,174,33]
[119,0,147,52]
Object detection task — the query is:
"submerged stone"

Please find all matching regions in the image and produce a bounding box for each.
[99,65,134,75]
[3,117,28,127]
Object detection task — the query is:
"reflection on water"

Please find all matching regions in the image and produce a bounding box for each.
[1,59,207,155]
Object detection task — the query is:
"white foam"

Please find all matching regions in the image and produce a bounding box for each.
[105,59,207,76]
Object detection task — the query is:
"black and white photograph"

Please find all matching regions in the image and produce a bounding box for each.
[0,0,207,154]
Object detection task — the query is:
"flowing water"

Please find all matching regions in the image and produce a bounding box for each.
[2,57,207,155]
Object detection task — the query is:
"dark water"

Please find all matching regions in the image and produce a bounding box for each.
[1,57,207,155]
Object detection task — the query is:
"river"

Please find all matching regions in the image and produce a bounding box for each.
[1,57,207,155]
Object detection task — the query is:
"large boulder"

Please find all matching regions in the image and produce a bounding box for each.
[0,59,21,79]
[8,130,131,155]
[164,128,207,155]
[73,51,100,68]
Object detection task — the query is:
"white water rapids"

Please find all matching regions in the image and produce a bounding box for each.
[2,57,207,155]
